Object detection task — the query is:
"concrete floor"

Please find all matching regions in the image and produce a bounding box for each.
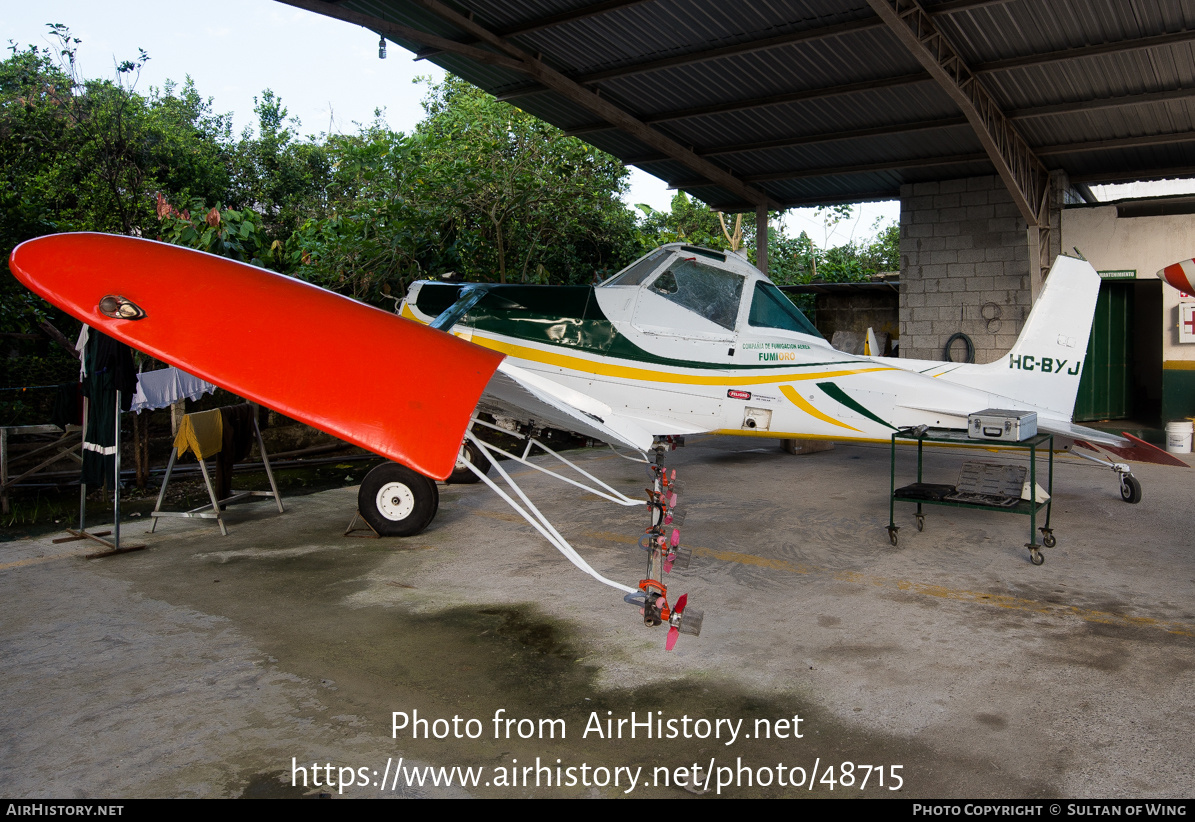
[2,436,1193,799]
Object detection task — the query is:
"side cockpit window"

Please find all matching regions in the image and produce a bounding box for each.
[649,258,744,330]
[748,281,823,338]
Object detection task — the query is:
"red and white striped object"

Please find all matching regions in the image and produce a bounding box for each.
[1158,258,1195,293]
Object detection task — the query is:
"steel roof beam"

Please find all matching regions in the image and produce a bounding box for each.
[281,0,775,205]
[667,152,988,188]
[1035,131,1195,156]
[707,189,904,211]
[501,11,1191,120]
[574,0,1008,84]
[563,77,1194,139]
[865,0,1047,227]
[498,0,654,37]
[415,0,655,60]
[1006,87,1195,120]
[620,116,971,163]
[277,0,527,71]
[973,28,1195,74]
[496,0,1009,101]
[560,73,934,134]
[398,0,781,209]
[651,129,1195,187]
[1070,166,1195,185]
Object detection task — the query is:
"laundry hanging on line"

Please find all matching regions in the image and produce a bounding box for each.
[129,366,217,413]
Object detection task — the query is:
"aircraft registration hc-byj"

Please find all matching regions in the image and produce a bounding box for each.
[9,233,1183,650]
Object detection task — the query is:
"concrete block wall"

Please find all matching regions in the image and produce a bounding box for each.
[898,175,1031,363]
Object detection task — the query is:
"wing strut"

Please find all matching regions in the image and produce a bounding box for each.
[463,430,638,595]
[469,417,643,506]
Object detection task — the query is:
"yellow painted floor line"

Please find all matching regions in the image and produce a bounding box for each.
[583,530,1195,638]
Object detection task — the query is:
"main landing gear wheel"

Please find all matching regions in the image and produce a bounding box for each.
[1120,474,1142,504]
[447,439,492,485]
[358,462,438,537]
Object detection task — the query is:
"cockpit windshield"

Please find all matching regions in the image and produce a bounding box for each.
[648,258,744,330]
[747,281,823,339]
[600,248,669,287]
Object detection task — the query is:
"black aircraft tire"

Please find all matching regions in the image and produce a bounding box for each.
[1120,474,1142,504]
[358,462,439,536]
[447,439,491,485]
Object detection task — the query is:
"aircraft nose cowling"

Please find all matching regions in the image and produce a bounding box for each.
[1158,258,1195,293]
[9,232,505,481]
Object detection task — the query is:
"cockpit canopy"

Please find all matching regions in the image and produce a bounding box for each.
[599,244,822,339]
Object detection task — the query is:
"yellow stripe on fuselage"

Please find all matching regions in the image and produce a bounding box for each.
[470,334,894,387]
[779,385,862,432]
[402,303,894,386]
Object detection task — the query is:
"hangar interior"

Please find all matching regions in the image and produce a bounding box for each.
[280,0,1195,425]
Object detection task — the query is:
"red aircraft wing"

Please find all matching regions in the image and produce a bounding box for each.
[9,233,503,480]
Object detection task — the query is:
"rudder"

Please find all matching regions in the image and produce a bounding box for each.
[938,255,1102,417]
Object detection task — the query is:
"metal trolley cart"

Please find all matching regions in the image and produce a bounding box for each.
[887,427,1056,565]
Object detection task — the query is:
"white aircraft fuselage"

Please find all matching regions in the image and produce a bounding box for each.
[402,243,1101,447]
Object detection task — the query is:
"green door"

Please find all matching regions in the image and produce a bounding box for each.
[1074,281,1133,421]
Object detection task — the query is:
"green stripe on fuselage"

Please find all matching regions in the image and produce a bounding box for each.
[817,381,897,429]
[414,281,851,373]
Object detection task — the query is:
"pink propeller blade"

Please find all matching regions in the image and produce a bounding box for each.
[674,593,688,615]
[666,626,679,650]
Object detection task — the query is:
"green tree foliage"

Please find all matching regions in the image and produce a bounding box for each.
[415,76,637,285]
[155,195,282,269]
[285,121,442,302]
[0,28,236,396]
[634,196,898,290]
[636,192,736,251]
[0,29,233,331]
[284,76,641,303]
[227,90,331,244]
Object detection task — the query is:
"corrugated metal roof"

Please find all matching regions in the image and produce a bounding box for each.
[290,0,1195,210]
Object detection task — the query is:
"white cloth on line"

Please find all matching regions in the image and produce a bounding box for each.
[130,367,217,413]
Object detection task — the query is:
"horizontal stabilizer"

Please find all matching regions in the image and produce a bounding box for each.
[1038,419,1128,447]
[1074,432,1190,468]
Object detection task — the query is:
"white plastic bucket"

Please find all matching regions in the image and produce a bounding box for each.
[1165,420,1194,454]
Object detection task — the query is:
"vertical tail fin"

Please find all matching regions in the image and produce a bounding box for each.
[941,255,1102,417]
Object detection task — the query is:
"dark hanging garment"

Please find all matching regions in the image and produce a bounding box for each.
[81,330,137,487]
[216,403,256,499]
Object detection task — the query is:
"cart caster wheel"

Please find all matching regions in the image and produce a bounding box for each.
[1030,549,1044,566]
[1119,474,1142,504]
[915,514,924,532]
[1041,532,1056,548]
[887,527,899,546]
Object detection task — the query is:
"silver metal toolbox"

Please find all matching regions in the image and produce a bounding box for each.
[967,408,1038,442]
